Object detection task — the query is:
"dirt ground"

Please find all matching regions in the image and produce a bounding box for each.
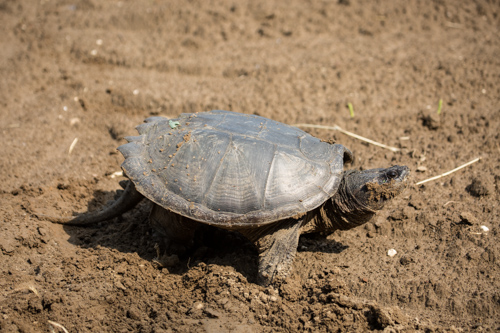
[1,0,499,332]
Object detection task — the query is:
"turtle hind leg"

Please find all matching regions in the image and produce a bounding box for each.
[241,217,305,286]
[149,205,199,256]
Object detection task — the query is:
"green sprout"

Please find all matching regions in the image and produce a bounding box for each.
[437,99,443,115]
[347,102,355,118]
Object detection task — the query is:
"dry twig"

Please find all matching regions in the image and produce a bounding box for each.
[415,157,481,185]
[294,123,401,152]
[48,320,69,333]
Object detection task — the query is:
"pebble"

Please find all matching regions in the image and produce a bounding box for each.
[70,118,80,126]
[259,292,269,303]
[127,307,141,320]
[203,307,221,318]
[460,212,478,225]
[387,249,397,257]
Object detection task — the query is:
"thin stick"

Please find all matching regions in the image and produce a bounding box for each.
[48,320,69,333]
[294,123,401,152]
[415,157,481,185]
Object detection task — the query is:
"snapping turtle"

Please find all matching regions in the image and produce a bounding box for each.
[42,110,409,285]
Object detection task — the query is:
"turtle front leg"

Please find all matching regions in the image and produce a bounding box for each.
[242,217,305,285]
[149,204,199,256]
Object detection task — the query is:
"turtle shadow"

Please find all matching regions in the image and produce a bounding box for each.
[61,189,157,258]
[60,189,260,282]
[298,233,350,254]
[60,189,348,283]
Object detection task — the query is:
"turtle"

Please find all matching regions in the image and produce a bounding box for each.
[39,110,409,285]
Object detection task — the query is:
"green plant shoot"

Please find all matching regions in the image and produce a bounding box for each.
[347,102,355,118]
[437,99,443,115]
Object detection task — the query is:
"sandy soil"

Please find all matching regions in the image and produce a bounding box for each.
[1,0,499,332]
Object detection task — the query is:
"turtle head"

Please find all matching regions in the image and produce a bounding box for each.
[344,165,410,211]
[318,165,410,233]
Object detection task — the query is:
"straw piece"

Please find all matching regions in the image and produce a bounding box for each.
[28,284,39,297]
[415,157,481,185]
[48,320,69,333]
[68,138,78,155]
[294,123,401,152]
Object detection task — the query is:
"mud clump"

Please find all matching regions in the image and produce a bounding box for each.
[466,177,492,197]
[420,113,441,130]
[367,180,401,202]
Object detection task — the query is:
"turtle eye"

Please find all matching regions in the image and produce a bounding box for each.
[387,169,398,179]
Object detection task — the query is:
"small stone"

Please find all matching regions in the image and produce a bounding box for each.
[480,225,489,233]
[37,227,47,236]
[127,307,141,320]
[387,249,397,257]
[259,292,269,303]
[416,166,427,172]
[459,212,478,225]
[203,307,221,318]
[114,279,126,290]
[70,117,80,126]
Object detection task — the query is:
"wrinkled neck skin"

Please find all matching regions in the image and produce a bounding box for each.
[301,165,409,235]
[302,171,381,234]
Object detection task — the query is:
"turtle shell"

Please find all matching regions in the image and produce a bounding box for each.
[118,110,352,228]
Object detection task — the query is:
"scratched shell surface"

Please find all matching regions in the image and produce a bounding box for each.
[118,110,351,227]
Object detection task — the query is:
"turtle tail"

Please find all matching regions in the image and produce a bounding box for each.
[32,181,144,226]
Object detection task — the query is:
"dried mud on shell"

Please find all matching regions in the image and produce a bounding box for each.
[1,0,499,332]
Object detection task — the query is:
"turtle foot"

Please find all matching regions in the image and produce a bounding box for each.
[254,218,304,286]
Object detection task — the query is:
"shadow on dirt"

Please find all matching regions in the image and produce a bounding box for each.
[56,188,349,283]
